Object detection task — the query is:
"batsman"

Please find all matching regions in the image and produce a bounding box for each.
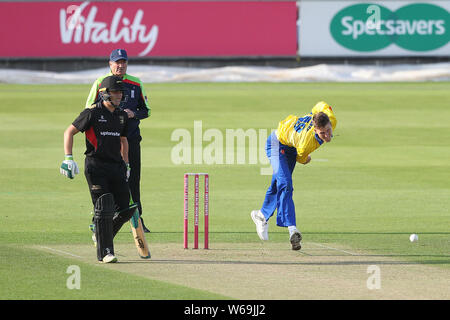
[60,76,137,263]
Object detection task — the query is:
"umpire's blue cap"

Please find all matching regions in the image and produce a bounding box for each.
[110,49,128,62]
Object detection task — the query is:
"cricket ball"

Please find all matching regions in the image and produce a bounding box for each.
[409,234,418,242]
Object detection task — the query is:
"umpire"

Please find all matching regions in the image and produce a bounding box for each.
[61,76,136,263]
[86,48,151,232]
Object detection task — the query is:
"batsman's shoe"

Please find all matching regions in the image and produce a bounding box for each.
[102,254,118,263]
[290,230,302,251]
[251,210,269,241]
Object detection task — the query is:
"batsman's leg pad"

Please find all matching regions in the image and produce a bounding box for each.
[112,203,139,237]
[94,193,115,261]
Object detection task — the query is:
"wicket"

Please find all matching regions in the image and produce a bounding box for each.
[184,173,209,249]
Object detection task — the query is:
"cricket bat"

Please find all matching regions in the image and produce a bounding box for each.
[130,207,151,259]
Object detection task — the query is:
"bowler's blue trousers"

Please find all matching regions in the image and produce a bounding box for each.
[260,132,298,227]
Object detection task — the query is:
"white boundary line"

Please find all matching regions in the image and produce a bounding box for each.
[39,246,83,258]
[308,242,362,256]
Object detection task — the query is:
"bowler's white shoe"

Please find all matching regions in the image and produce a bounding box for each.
[290,230,302,251]
[102,254,118,263]
[251,210,269,241]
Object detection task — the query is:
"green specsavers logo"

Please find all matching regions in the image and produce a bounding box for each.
[330,3,449,52]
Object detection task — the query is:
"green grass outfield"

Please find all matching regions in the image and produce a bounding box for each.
[0,82,449,300]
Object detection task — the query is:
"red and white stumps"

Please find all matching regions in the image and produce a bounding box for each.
[183,173,209,249]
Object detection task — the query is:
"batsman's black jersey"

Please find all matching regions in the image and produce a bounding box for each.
[86,73,151,140]
[72,102,128,163]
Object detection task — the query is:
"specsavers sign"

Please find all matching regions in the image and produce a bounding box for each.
[299,1,450,56]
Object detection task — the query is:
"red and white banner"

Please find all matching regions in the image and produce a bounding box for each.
[0,1,297,58]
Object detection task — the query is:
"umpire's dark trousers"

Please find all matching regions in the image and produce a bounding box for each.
[128,136,142,215]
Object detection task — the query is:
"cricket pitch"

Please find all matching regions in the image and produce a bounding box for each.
[36,242,450,300]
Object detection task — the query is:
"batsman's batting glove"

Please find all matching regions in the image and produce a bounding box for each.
[60,155,79,179]
[126,163,131,181]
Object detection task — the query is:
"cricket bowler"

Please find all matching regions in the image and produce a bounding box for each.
[60,76,138,263]
[251,101,337,250]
